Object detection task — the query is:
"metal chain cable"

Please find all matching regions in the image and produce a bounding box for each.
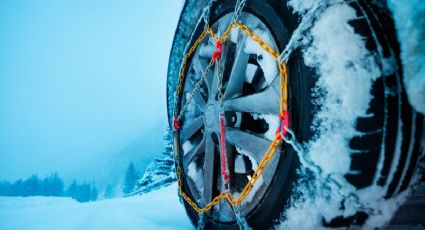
[278,0,337,63]
[217,58,224,111]
[280,127,372,216]
[232,0,247,23]
[197,212,205,230]
[177,59,214,121]
[216,57,231,188]
[202,0,216,29]
[215,57,252,228]
[174,28,218,122]
[234,204,251,230]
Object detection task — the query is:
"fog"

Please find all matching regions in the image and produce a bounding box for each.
[0,0,183,184]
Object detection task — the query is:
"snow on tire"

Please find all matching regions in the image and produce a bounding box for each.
[166,0,424,229]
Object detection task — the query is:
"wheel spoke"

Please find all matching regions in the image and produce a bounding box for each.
[223,78,280,114]
[224,36,249,100]
[210,63,219,98]
[183,136,205,166]
[217,198,234,221]
[192,55,204,73]
[204,70,214,98]
[181,116,204,143]
[193,92,207,112]
[226,128,271,163]
[226,128,278,185]
[202,134,216,206]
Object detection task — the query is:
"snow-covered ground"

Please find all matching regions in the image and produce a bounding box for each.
[0,184,192,230]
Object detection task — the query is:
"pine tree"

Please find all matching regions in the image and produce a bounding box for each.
[22,174,41,196]
[12,179,23,196]
[90,183,98,201]
[123,162,139,194]
[132,126,176,195]
[78,183,91,202]
[42,173,64,196]
[50,173,64,196]
[0,181,12,196]
[66,180,77,198]
[103,184,115,199]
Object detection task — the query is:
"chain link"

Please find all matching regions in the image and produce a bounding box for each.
[232,0,247,23]
[202,0,216,29]
[278,0,335,63]
[216,58,224,111]
[280,127,371,215]
[175,28,218,116]
[234,204,251,230]
[197,212,205,230]
[177,59,214,121]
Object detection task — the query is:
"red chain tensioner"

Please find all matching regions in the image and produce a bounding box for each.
[173,116,181,133]
[213,40,230,187]
[212,41,222,61]
[219,112,230,185]
[276,111,289,141]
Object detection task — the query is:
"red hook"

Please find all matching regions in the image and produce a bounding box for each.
[212,41,222,61]
[173,116,180,132]
[279,111,290,137]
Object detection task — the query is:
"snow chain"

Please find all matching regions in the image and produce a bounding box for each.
[173,21,289,213]
[172,1,374,229]
[173,0,289,229]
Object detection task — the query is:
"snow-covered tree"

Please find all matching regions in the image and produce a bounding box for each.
[22,174,42,196]
[131,127,176,195]
[123,162,139,194]
[66,180,98,202]
[90,183,98,201]
[103,184,115,199]
[42,173,64,196]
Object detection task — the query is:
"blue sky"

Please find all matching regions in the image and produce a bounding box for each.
[0,0,183,181]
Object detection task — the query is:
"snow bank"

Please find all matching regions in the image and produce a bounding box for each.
[0,196,78,209]
[0,184,192,230]
[388,0,425,115]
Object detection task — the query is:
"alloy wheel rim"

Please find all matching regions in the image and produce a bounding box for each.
[178,12,284,222]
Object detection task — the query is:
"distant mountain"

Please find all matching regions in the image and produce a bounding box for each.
[68,120,167,195]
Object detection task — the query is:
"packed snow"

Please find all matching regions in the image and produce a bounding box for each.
[252,113,280,141]
[303,3,381,175]
[187,161,204,194]
[0,184,192,230]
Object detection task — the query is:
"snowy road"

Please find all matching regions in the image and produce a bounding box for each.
[0,184,193,230]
